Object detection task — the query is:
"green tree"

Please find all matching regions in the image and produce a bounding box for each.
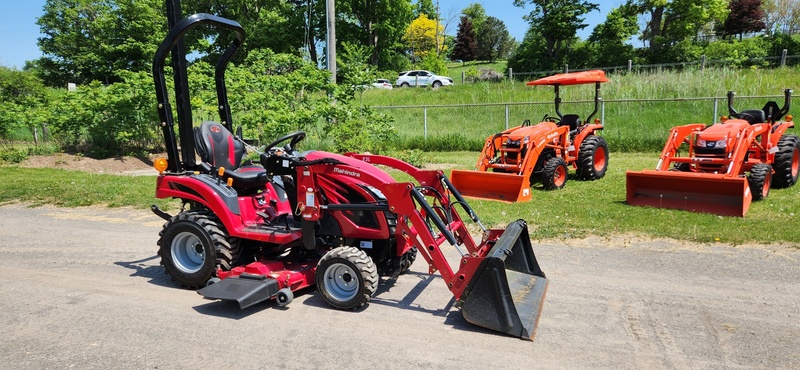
[586,4,639,67]
[513,0,599,61]
[35,0,165,86]
[185,0,315,64]
[452,16,478,63]
[0,68,50,142]
[625,0,728,57]
[462,3,487,36]
[414,0,436,19]
[764,0,800,34]
[477,16,514,62]
[337,0,414,69]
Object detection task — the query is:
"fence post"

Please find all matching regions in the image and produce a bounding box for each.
[627,60,632,73]
[424,106,428,139]
[600,99,605,126]
[701,55,706,71]
[461,71,465,84]
[781,49,788,67]
[564,64,569,73]
[508,68,513,81]
[505,104,509,130]
[713,98,719,123]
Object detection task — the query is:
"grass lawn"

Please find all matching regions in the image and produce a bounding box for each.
[3,151,798,246]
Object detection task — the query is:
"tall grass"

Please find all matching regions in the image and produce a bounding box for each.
[365,67,800,152]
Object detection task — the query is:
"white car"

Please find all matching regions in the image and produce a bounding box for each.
[371,79,393,89]
[395,70,453,88]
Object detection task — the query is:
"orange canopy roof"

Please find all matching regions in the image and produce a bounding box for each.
[526,70,608,86]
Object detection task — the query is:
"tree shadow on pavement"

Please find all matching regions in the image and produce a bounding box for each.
[114,255,175,288]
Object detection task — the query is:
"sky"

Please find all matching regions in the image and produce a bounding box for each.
[0,0,622,70]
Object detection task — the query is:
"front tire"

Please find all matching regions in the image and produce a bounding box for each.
[773,134,799,188]
[432,80,442,88]
[576,135,609,180]
[157,211,238,289]
[748,163,772,201]
[542,157,568,190]
[316,246,378,310]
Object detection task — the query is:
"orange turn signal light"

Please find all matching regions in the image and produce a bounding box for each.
[720,116,728,122]
[154,158,168,173]
[786,114,793,122]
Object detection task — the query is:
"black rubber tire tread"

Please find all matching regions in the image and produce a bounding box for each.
[673,163,691,172]
[773,134,799,189]
[542,157,568,191]
[748,163,772,201]
[576,135,609,181]
[316,246,378,310]
[400,246,418,273]
[157,210,239,289]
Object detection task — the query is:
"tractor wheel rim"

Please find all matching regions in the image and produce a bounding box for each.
[791,149,799,178]
[171,232,205,274]
[324,262,359,302]
[594,149,607,171]
[555,166,566,186]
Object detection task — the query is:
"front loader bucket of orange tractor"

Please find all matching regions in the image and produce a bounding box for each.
[460,220,548,341]
[626,170,752,217]
[449,170,532,202]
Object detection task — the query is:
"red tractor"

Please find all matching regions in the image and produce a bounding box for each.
[148,1,548,340]
[626,89,798,216]
[450,70,610,202]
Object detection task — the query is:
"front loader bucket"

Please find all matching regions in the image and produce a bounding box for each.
[626,170,751,217]
[460,220,548,340]
[449,170,532,202]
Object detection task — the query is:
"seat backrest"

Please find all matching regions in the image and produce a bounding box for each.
[738,109,765,125]
[561,114,581,131]
[194,121,244,170]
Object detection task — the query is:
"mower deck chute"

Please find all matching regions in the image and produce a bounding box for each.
[449,170,531,202]
[198,274,280,309]
[626,171,751,217]
[459,220,547,340]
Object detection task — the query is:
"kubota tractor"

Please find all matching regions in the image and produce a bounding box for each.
[626,89,798,217]
[148,1,548,341]
[450,70,610,202]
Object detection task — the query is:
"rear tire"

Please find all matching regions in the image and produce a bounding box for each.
[773,134,799,189]
[157,211,239,289]
[542,157,568,190]
[576,135,609,180]
[748,163,772,201]
[316,246,378,310]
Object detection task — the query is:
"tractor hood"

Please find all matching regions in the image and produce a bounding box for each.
[303,151,396,184]
[505,122,560,141]
[695,120,750,147]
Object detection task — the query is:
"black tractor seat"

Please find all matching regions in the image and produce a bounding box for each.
[194,121,270,189]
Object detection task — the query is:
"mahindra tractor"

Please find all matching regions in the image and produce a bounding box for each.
[626,89,797,216]
[450,70,610,202]
[147,0,548,340]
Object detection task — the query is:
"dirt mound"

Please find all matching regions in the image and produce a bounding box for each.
[19,153,158,175]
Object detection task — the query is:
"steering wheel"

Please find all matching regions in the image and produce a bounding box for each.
[264,131,306,154]
[542,114,561,123]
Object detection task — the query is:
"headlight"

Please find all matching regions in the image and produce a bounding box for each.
[696,139,726,148]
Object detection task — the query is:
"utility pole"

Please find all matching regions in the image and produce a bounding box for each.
[326,0,336,83]
[435,1,440,56]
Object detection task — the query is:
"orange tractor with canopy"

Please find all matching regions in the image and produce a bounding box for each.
[626,89,798,217]
[449,70,610,202]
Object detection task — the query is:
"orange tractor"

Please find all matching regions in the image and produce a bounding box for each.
[449,70,610,202]
[626,89,798,217]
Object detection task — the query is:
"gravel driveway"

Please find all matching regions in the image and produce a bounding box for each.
[0,203,797,369]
